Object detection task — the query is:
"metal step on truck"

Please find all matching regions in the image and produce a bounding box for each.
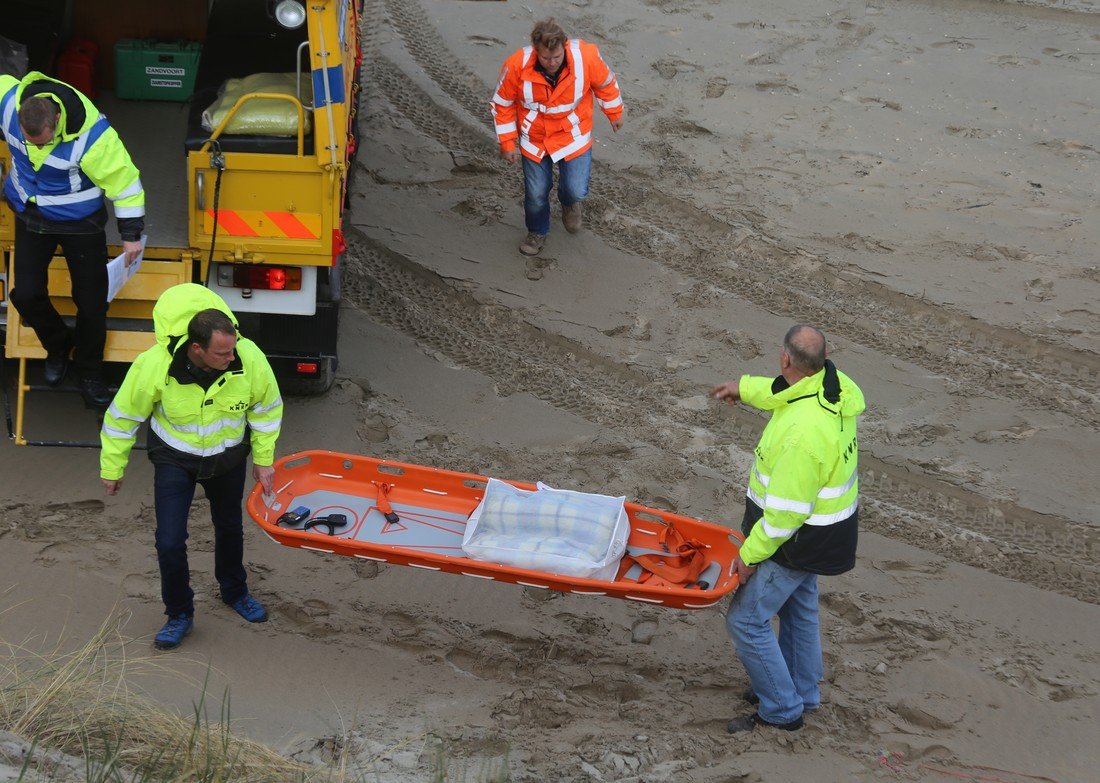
[0,0,361,445]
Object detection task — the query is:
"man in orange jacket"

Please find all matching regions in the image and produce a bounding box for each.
[491,18,625,257]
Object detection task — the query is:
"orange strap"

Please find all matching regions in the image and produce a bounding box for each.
[621,525,708,585]
[371,481,395,516]
[371,481,402,529]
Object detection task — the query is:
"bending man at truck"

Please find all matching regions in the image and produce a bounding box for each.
[491,18,625,257]
[710,325,865,733]
[0,72,145,409]
[100,284,283,650]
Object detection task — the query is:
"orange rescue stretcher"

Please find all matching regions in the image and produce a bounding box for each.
[246,450,745,609]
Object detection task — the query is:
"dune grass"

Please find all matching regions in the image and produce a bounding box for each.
[0,608,512,782]
[0,609,514,782]
[0,609,321,781]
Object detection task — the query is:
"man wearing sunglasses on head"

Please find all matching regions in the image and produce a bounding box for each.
[100,284,283,651]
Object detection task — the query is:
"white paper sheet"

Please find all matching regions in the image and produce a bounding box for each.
[106,234,148,303]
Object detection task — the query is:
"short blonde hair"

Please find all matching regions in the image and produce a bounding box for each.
[530,18,567,49]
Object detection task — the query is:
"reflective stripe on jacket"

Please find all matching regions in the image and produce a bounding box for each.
[0,73,144,228]
[737,361,865,575]
[490,39,623,162]
[100,284,282,480]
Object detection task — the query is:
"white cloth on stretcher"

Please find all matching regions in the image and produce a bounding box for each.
[462,478,629,581]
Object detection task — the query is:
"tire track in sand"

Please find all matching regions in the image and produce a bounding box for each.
[340,226,1100,605]
[356,0,1099,602]
[377,0,1100,428]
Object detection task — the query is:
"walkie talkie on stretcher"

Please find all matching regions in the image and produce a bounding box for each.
[277,506,310,526]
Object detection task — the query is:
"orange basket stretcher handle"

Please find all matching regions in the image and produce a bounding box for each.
[371,481,400,525]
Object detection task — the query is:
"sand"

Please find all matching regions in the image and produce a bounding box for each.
[2,0,1099,780]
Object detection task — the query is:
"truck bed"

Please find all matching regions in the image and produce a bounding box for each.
[97,91,190,250]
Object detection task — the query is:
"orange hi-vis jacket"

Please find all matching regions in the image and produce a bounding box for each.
[491,39,624,163]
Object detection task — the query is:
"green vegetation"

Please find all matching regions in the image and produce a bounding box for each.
[0,610,512,782]
[0,611,311,781]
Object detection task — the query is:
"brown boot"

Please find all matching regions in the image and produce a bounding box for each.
[519,232,547,256]
[562,202,583,234]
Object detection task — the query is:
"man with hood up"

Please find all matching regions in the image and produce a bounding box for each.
[710,325,865,733]
[99,284,283,650]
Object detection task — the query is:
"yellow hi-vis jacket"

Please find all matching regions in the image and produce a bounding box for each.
[0,72,144,235]
[737,361,865,575]
[100,284,282,480]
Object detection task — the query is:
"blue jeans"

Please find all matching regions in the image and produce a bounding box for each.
[521,149,592,235]
[153,460,249,617]
[726,559,823,724]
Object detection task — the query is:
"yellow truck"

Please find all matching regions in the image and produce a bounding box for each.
[0,0,360,444]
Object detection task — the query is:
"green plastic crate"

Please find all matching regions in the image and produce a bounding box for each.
[114,39,201,101]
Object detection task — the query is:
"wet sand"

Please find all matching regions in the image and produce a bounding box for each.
[2,0,1098,780]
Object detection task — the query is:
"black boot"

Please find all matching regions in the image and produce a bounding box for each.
[43,332,74,387]
[79,376,113,410]
[726,712,804,734]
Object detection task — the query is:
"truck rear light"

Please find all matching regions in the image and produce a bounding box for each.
[296,362,319,375]
[223,265,303,291]
[331,229,346,265]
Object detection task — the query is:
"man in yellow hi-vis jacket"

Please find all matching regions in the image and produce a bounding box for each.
[0,72,145,408]
[100,284,283,650]
[710,325,865,733]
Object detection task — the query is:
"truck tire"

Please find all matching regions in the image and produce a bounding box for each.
[279,356,336,397]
